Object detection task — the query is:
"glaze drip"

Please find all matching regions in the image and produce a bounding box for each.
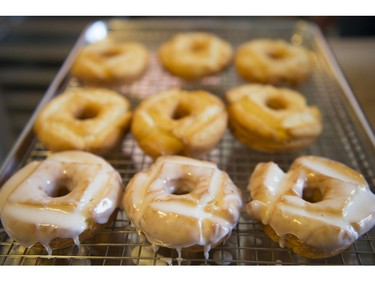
[0,151,122,254]
[123,155,242,260]
[246,156,375,253]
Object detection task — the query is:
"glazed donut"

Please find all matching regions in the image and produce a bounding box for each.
[71,41,149,85]
[0,151,122,254]
[226,84,322,152]
[158,32,233,80]
[235,39,312,85]
[246,156,375,259]
[123,155,242,259]
[34,88,132,155]
[131,88,228,158]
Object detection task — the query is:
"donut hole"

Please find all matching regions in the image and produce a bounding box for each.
[266,48,287,60]
[53,185,71,197]
[266,97,288,110]
[302,187,323,203]
[99,48,123,58]
[171,103,191,120]
[45,178,73,198]
[190,40,209,55]
[166,178,196,195]
[74,105,100,120]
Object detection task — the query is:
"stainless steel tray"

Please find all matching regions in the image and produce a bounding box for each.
[1,18,375,265]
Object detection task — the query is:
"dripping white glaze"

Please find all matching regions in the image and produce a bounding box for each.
[0,151,122,254]
[124,155,242,260]
[176,247,183,265]
[247,156,375,252]
[130,245,170,265]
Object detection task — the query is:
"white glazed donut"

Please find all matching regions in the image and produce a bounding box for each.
[0,151,123,254]
[123,156,242,259]
[246,155,375,258]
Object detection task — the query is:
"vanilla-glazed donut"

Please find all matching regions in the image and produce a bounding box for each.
[246,156,375,259]
[158,32,233,80]
[71,41,149,85]
[123,156,242,259]
[226,84,322,152]
[34,88,132,155]
[0,151,122,254]
[235,39,312,85]
[131,88,227,158]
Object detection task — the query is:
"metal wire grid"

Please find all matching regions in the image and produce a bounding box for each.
[1,19,375,265]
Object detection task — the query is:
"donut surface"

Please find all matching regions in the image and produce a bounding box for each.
[0,151,122,254]
[34,88,132,155]
[158,32,233,80]
[226,84,322,152]
[71,41,149,85]
[123,156,242,259]
[235,39,312,85]
[246,156,375,259]
[131,88,227,158]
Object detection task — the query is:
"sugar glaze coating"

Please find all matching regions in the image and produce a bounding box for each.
[123,156,242,260]
[246,156,375,258]
[0,151,122,254]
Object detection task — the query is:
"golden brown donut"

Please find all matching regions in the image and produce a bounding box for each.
[235,39,312,85]
[246,156,375,259]
[226,84,322,152]
[131,88,228,158]
[71,41,149,85]
[0,151,123,254]
[158,32,233,80]
[34,88,132,155]
[123,155,242,259]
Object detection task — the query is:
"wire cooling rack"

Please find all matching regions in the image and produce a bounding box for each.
[1,19,375,265]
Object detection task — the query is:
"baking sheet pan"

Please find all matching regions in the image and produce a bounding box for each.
[1,18,374,265]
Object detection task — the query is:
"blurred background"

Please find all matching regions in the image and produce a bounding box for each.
[0,16,374,165]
